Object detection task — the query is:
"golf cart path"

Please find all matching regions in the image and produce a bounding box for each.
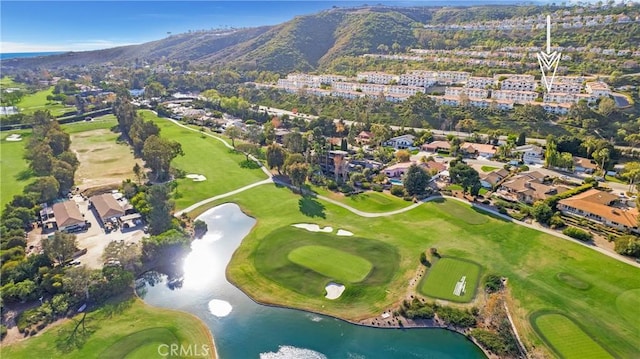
[163,117,639,268]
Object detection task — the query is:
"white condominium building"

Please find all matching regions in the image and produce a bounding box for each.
[356,71,399,84]
[548,81,581,94]
[399,71,437,87]
[585,82,611,98]
[492,90,538,104]
[445,87,489,99]
[500,78,536,91]
[466,76,495,89]
[436,71,470,85]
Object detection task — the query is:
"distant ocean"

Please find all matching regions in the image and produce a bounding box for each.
[0,52,65,60]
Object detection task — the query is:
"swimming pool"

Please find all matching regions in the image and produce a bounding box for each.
[389,178,403,186]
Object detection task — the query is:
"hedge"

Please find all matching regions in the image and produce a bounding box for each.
[562,227,593,241]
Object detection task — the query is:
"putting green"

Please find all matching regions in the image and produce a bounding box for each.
[254,226,399,298]
[288,245,373,283]
[616,289,640,330]
[419,257,481,303]
[532,312,613,359]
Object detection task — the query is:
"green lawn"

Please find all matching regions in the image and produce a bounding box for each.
[288,245,373,283]
[0,130,34,209]
[16,86,75,117]
[61,114,118,134]
[480,166,499,173]
[2,298,216,359]
[604,175,626,184]
[419,257,481,303]
[253,226,399,299]
[444,184,463,191]
[212,185,640,358]
[0,76,26,89]
[311,186,410,212]
[140,110,267,210]
[531,312,613,359]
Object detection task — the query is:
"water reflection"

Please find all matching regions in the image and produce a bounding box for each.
[137,203,486,359]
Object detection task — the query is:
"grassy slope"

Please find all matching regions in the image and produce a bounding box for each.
[16,86,75,117]
[140,110,267,210]
[0,130,34,209]
[419,257,481,303]
[533,313,614,359]
[214,187,640,358]
[0,76,26,89]
[61,114,118,134]
[311,185,410,212]
[2,298,215,359]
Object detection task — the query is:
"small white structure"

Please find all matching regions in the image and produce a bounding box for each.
[383,134,415,150]
[453,276,467,297]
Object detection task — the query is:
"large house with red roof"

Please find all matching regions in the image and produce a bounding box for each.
[558,189,639,233]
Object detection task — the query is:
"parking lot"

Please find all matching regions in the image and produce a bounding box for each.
[32,194,148,269]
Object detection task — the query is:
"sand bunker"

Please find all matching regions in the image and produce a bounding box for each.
[5,134,22,142]
[186,174,207,182]
[325,282,345,299]
[292,224,333,233]
[336,229,353,236]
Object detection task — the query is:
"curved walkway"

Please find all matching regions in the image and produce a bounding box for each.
[160,117,639,268]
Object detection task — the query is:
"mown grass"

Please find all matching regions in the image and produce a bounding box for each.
[213,184,640,358]
[253,226,399,299]
[531,312,614,359]
[288,245,373,283]
[311,185,410,212]
[0,76,26,89]
[480,166,499,172]
[16,86,75,117]
[140,110,267,210]
[61,114,118,134]
[2,298,215,359]
[419,257,481,303]
[0,130,34,209]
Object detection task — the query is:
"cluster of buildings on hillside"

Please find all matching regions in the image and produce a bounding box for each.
[423,11,638,31]
[261,71,612,115]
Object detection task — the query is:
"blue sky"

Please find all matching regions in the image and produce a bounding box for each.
[1,0,553,53]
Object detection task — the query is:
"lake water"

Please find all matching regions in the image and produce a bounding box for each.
[137,203,486,358]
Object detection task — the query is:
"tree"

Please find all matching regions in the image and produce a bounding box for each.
[598,97,616,117]
[288,162,308,191]
[532,201,553,225]
[51,159,75,194]
[235,142,261,163]
[102,240,141,272]
[284,153,305,174]
[193,220,208,239]
[46,129,71,156]
[146,184,174,235]
[581,136,599,158]
[284,132,305,153]
[133,162,145,185]
[456,119,477,134]
[224,126,241,148]
[449,162,481,195]
[244,124,263,145]
[25,176,59,203]
[266,143,286,174]
[403,164,430,197]
[42,232,77,265]
[27,142,53,175]
[516,132,526,146]
[614,235,640,257]
[622,162,640,193]
[592,148,610,171]
[144,81,166,99]
[63,266,92,300]
[395,149,411,163]
[370,124,391,148]
[142,135,184,182]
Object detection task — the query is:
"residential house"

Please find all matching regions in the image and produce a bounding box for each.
[498,172,567,204]
[491,90,538,105]
[558,189,639,233]
[399,71,437,87]
[422,140,451,153]
[481,168,510,188]
[90,193,125,225]
[52,201,85,232]
[384,134,416,150]
[384,162,413,178]
[466,76,495,89]
[356,131,373,145]
[585,82,611,98]
[513,144,544,164]
[573,157,598,174]
[445,87,489,99]
[461,143,497,159]
[356,71,399,85]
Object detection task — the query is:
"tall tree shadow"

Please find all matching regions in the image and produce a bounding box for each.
[298,195,326,218]
[15,169,35,181]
